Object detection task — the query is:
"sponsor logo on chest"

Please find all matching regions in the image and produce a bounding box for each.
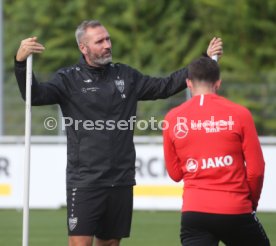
[173,116,235,139]
[81,87,100,93]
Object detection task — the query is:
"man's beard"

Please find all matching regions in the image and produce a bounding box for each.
[87,49,112,66]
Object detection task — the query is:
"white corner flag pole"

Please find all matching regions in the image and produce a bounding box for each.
[22,54,33,246]
[211,54,218,62]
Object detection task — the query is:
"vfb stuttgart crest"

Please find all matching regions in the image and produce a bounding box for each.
[69,217,78,231]
[114,79,125,93]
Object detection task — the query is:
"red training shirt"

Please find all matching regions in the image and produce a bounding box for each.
[163,94,265,214]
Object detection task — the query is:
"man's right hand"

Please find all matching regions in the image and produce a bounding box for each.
[16,37,45,62]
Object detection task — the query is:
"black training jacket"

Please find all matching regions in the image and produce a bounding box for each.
[14,56,188,188]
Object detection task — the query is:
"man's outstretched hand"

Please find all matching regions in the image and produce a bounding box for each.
[207,37,223,60]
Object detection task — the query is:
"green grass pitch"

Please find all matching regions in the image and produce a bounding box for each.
[0,209,275,245]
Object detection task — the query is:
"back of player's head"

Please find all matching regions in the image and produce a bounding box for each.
[187,57,220,83]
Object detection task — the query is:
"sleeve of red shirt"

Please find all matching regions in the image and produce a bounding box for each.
[240,108,265,211]
[163,115,183,182]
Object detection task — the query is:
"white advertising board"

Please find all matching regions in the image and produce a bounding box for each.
[0,138,275,211]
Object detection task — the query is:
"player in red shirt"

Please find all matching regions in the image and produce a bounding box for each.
[163,57,270,246]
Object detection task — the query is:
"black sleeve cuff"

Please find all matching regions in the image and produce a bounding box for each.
[14,56,26,68]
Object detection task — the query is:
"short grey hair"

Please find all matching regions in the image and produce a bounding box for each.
[75,20,103,46]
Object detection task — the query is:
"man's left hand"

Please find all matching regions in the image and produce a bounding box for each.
[207,37,223,60]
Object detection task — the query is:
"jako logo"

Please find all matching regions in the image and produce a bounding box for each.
[186,155,234,173]
[186,159,199,172]
[201,155,233,169]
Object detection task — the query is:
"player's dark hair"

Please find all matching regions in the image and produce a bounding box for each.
[187,57,220,83]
